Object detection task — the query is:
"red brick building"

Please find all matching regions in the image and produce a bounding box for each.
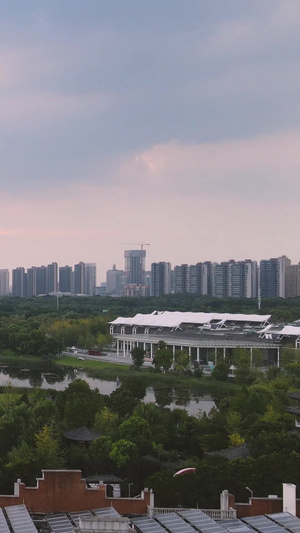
[0,470,153,514]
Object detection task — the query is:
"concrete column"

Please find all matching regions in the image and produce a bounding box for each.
[149,490,155,517]
[214,347,217,364]
[150,343,153,360]
[220,489,229,519]
[188,346,192,361]
[220,489,229,510]
[112,484,121,498]
[143,342,146,351]
[223,347,226,360]
[117,339,119,357]
[250,347,253,367]
[283,483,296,515]
[277,347,280,367]
[196,347,200,362]
[173,345,176,363]
[123,340,126,358]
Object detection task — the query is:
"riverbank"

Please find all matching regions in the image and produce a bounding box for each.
[56,354,237,394]
[0,352,238,396]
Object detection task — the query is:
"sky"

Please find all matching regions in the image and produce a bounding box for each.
[1,0,300,283]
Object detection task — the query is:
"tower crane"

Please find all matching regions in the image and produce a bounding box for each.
[119,242,150,250]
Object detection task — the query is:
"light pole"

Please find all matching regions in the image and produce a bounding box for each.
[128,483,133,498]
[246,486,253,499]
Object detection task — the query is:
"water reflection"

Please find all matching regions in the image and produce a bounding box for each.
[152,384,173,407]
[173,387,190,407]
[0,363,215,416]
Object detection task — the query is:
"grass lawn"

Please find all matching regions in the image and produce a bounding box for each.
[0,352,238,395]
[56,355,132,372]
[0,353,44,364]
[55,355,238,393]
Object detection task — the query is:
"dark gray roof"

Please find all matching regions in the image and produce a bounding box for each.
[206,443,250,460]
[288,392,300,401]
[64,426,100,442]
[286,406,300,415]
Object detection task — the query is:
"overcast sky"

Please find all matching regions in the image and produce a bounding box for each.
[1,0,300,282]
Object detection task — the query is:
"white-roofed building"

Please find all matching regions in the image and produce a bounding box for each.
[259,323,300,348]
[109,311,282,366]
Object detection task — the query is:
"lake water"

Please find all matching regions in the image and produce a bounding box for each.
[0,364,215,417]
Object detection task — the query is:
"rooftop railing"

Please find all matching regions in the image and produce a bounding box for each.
[147,507,237,519]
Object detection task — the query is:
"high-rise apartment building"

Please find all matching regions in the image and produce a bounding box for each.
[201,262,212,296]
[106,265,124,296]
[227,260,243,298]
[12,267,25,297]
[36,266,47,295]
[187,264,198,294]
[285,263,300,298]
[85,263,96,296]
[174,264,188,293]
[260,256,290,298]
[47,262,58,294]
[59,266,72,293]
[277,255,291,298]
[0,269,9,296]
[124,250,146,285]
[225,260,258,299]
[212,262,228,298]
[26,266,37,297]
[151,262,171,297]
[260,259,278,298]
[190,263,210,294]
[244,260,258,298]
[74,262,85,294]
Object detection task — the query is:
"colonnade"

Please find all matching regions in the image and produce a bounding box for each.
[114,338,281,366]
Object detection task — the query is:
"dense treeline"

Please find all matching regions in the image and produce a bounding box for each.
[0,314,111,356]
[1,294,300,321]
[0,293,299,356]
[0,294,299,357]
[0,369,299,508]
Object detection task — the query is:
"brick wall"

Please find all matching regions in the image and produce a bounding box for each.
[229,493,300,518]
[0,470,152,514]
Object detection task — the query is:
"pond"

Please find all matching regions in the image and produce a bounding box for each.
[0,362,215,417]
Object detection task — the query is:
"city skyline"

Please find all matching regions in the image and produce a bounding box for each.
[1,252,299,299]
[1,1,300,279]
[2,252,299,287]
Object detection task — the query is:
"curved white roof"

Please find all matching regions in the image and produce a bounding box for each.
[278,325,300,337]
[110,311,270,329]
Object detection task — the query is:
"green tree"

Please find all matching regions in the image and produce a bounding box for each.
[35,425,65,468]
[6,441,37,485]
[232,348,259,385]
[122,376,147,400]
[90,436,112,459]
[131,347,145,369]
[174,351,190,373]
[211,360,229,381]
[89,436,114,473]
[109,439,138,468]
[109,388,138,418]
[117,415,152,455]
[284,362,300,378]
[57,379,104,428]
[282,345,300,366]
[94,407,118,438]
[154,341,173,372]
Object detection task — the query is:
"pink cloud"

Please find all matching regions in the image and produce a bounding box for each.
[1,130,300,280]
